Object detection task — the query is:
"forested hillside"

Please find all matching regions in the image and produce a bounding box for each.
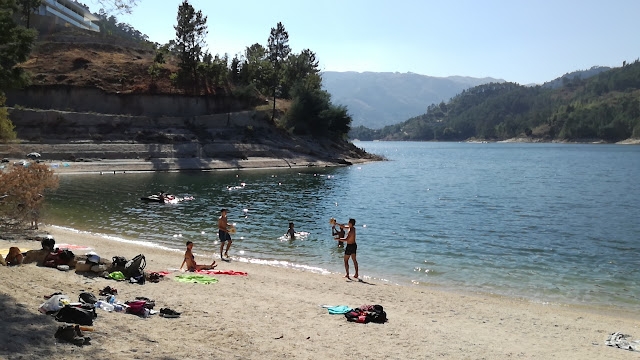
[351,60,640,142]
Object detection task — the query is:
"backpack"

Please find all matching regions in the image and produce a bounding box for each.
[368,305,387,324]
[55,305,97,326]
[123,254,146,278]
[111,256,128,271]
[79,292,97,305]
[344,310,370,324]
[59,250,75,263]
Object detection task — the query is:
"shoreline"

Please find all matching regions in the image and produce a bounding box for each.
[1,225,639,359]
[44,224,640,315]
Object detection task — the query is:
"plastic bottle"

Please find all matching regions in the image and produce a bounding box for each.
[95,300,114,312]
[108,295,116,304]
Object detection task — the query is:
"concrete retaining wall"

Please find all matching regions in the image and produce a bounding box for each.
[5,85,250,117]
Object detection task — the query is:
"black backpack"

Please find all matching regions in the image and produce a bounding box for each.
[123,254,146,278]
[368,305,387,324]
[111,256,128,271]
[55,305,97,326]
[59,250,75,263]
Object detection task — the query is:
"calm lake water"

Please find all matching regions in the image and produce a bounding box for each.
[44,142,640,310]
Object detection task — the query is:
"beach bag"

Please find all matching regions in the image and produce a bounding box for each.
[55,305,96,326]
[79,292,97,305]
[368,305,387,324]
[111,256,127,271]
[344,310,370,324]
[123,254,146,278]
[126,300,148,316]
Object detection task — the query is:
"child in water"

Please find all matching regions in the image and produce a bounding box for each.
[287,222,295,240]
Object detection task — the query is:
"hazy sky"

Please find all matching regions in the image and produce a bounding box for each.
[98,0,640,85]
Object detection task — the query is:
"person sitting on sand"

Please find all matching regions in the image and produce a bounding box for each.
[5,247,24,266]
[332,224,345,247]
[287,222,296,240]
[334,219,358,279]
[180,241,216,272]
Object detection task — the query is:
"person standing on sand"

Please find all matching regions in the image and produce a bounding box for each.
[335,218,358,279]
[218,208,233,261]
[180,241,217,271]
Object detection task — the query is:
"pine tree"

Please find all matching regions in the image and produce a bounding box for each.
[267,22,291,121]
[174,0,207,94]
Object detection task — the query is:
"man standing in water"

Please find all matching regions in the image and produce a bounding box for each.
[218,208,233,261]
[335,218,358,279]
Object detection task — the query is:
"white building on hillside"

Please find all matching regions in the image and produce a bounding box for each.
[36,0,100,32]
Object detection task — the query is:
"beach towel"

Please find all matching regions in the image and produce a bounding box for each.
[195,270,248,276]
[175,274,218,284]
[109,271,125,280]
[606,332,639,351]
[55,244,92,251]
[327,306,352,314]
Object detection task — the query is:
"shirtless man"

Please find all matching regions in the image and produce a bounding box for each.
[335,218,358,279]
[218,208,233,261]
[180,241,216,271]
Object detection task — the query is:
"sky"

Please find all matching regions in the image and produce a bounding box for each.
[93,0,640,85]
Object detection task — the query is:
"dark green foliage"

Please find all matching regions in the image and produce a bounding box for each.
[284,76,351,138]
[17,0,40,28]
[1,0,36,141]
[0,0,37,92]
[267,22,291,121]
[174,0,207,94]
[358,61,640,142]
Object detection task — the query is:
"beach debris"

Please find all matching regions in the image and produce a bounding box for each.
[605,332,639,351]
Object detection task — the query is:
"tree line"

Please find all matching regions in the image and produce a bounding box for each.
[351,61,640,142]
[161,1,351,138]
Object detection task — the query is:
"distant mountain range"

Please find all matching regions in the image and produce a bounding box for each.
[321,71,505,129]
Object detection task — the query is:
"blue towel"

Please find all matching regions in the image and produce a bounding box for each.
[328,305,352,314]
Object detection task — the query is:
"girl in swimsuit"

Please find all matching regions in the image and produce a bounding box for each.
[180,241,217,272]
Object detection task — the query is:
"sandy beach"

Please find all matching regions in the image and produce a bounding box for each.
[1,225,638,360]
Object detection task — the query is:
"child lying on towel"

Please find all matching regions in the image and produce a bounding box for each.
[180,241,216,272]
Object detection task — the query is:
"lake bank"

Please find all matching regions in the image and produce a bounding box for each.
[1,225,639,359]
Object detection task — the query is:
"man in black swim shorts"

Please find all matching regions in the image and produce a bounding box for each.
[218,208,233,261]
[335,218,358,279]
